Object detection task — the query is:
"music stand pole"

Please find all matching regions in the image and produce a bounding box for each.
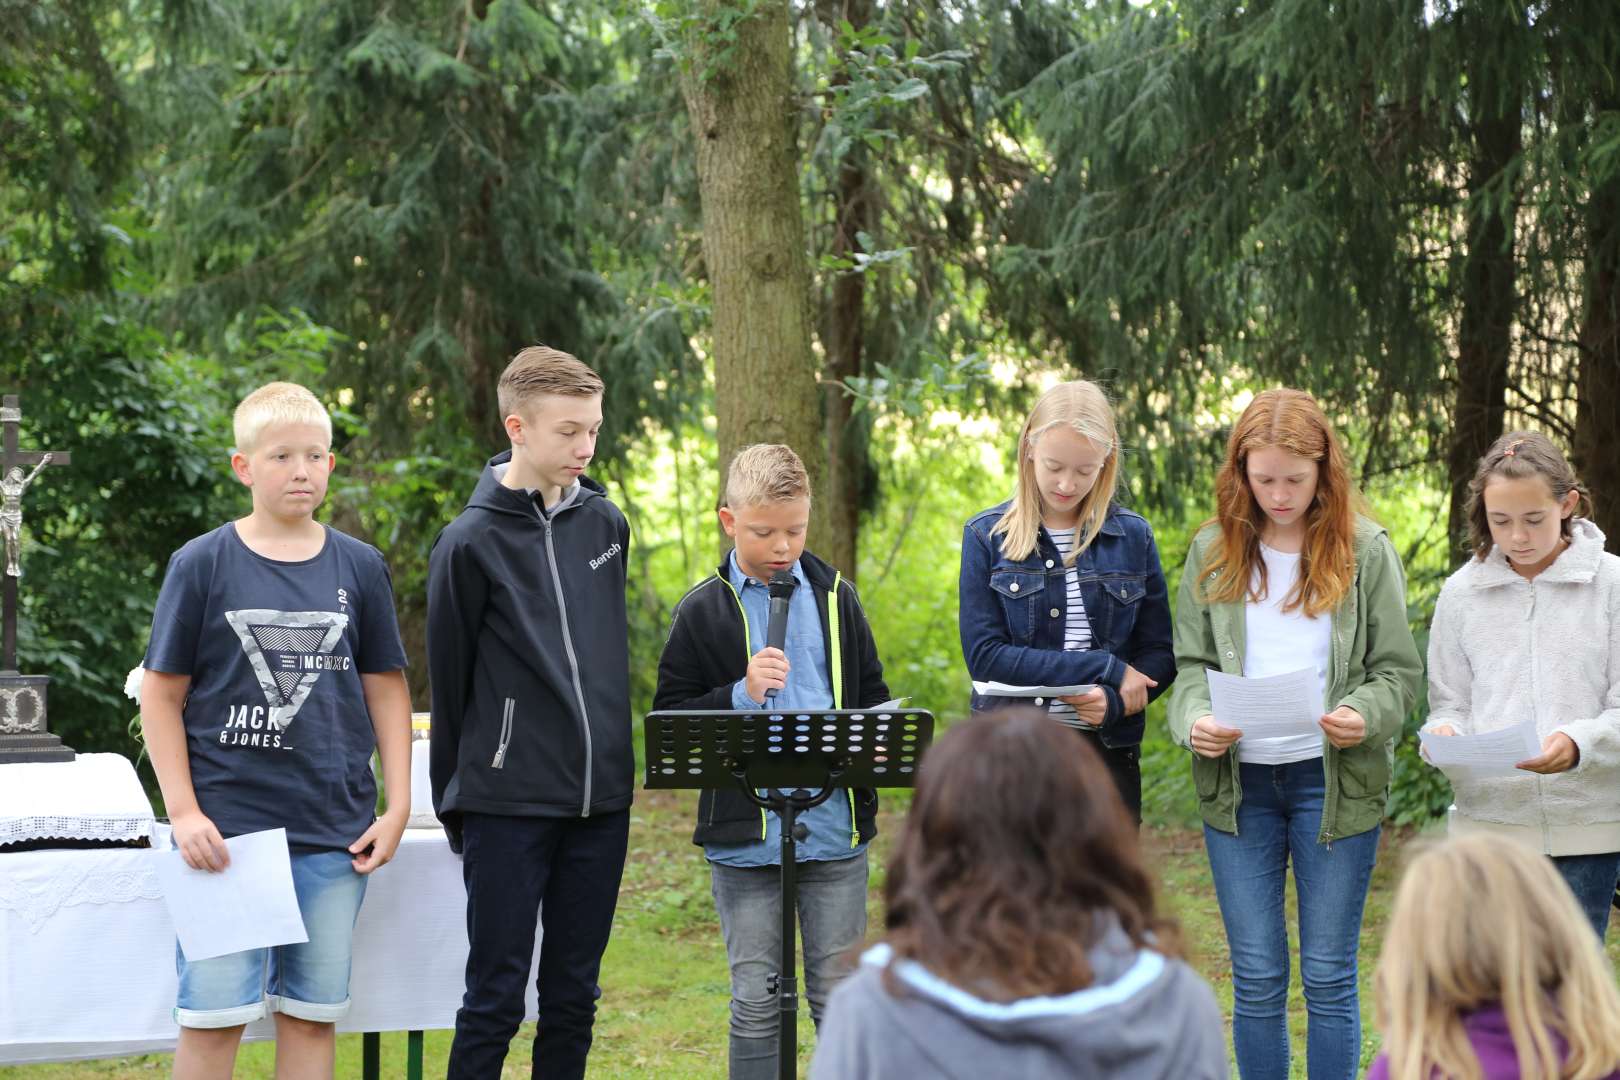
[644,707,935,1080]
[734,773,841,1079]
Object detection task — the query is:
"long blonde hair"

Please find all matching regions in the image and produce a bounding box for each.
[1201,388,1363,618]
[992,380,1120,566]
[1376,835,1620,1080]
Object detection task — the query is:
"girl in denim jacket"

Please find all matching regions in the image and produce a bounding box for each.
[958,380,1175,821]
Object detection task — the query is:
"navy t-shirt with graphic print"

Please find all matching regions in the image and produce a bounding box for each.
[143,523,408,851]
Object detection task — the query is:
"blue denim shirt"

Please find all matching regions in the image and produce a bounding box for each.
[958,502,1176,748]
[705,552,864,867]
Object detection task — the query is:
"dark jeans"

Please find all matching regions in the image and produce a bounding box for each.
[1203,760,1380,1080]
[448,809,630,1080]
[1553,850,1620,940]
[1073,727,1142,824]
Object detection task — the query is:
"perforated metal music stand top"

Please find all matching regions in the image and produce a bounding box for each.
[644,708,935,790]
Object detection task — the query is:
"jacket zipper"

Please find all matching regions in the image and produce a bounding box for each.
[491,697,515,769]
[1214,581,1247,838]
[1319,567,1361,847]
[541,515,595,818]
[1526,582,1553,850]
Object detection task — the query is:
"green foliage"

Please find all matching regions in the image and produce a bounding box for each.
[10,325,238,755]
[987,1,1449,511]
[0,0,130,294]
[148,0,702,466]
[648,0,770,82]
[17,0,1613,841]
[814,19,967,158]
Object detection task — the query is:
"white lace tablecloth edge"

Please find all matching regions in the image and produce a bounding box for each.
[1,815,155,845]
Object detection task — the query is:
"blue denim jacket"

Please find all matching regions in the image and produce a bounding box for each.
[958,501,1176,748]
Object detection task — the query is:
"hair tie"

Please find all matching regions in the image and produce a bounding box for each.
[1502,438,1528,457]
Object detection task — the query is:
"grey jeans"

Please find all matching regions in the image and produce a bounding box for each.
[709,851,869,1080]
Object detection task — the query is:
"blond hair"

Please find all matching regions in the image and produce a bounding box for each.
[1376,834,1620,1080]
[992,380,1119,566]
[233,382,332,454]
[724,444,811,508]
[497,345,604,419]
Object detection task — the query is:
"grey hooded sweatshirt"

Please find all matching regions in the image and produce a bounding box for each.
[810,926,1228,1079]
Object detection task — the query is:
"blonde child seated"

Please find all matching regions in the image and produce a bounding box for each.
[1369,834,1620,1080]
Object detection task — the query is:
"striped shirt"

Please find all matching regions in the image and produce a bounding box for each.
[1047,527,1093,726]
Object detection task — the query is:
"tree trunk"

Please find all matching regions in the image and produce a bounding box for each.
[815,0,874,580]
[679,1,825,556]
[1574,159,1620,544]
[1446,59,1520,567]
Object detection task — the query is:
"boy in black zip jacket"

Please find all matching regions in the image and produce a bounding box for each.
[427,346,632,1080]
[654,444,891,1080]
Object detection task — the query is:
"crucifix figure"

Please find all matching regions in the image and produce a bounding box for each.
[2,454,53,578]
[0,396,71,674]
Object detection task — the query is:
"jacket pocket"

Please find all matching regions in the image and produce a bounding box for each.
[1094,573,1146,647]
[1338,744,1388,798]
[490,697,515,769]
[1193,756,1221,801]
[989,569,1043,641]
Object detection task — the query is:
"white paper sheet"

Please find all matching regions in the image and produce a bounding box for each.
[153,827,309,961]
[1206,667,1325,739]
[972,681,1097,698]
[1420,718,1542,778]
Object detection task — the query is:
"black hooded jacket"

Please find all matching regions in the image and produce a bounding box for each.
[427,451,632,850]
[654,549,891,846]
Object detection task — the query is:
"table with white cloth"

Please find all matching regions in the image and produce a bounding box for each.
[0,753,155,848]
[0,824,540,1072]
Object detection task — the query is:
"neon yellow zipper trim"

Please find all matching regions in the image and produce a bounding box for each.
[829,573,844,710]
[718,574,751,655]
[829,574,858,848]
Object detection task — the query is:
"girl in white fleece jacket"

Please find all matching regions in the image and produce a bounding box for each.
[1426,430,1620,936]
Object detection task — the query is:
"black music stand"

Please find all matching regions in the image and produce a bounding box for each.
[645,706,936,1080]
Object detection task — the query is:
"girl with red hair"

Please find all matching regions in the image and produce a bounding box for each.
[1169,389,1422,1079]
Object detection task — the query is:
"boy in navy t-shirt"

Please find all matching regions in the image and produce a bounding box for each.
[140,381,411,1079]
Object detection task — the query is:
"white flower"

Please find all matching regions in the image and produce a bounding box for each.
[124,666,144,703]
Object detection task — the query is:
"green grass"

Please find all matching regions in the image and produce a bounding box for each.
[7,783,1619,1079]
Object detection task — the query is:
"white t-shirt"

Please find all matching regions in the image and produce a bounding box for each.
[1237,543,1329,765]
[1045,527,1093,727]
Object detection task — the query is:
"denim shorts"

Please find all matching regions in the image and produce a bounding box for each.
[174,848,368,1029]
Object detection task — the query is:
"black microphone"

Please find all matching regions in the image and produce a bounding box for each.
[764,570,798,699]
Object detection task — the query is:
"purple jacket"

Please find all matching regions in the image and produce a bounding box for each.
[1367,1005,1620,1079]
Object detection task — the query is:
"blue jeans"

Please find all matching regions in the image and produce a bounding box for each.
[709,851,868,1080]
[1203,760,1380,1080]
[1553,851,1620,940]
[174,848,367,1028]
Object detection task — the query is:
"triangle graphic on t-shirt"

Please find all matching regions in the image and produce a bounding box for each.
[273,669,303,700]
[224,609,350,731]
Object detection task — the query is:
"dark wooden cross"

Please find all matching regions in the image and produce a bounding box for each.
[1,395,71,674]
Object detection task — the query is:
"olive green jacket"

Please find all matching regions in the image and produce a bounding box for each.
[1168,516,1422,843]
